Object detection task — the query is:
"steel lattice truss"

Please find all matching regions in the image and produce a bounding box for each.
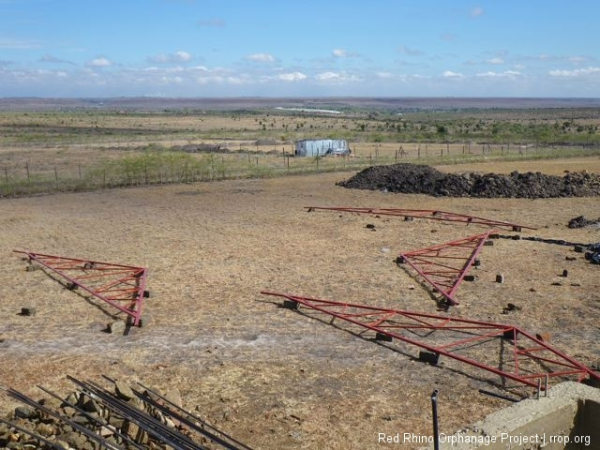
[397,230,495,306]
[262,292,600,390]
[306,206,535,231]
[15,250,149,326]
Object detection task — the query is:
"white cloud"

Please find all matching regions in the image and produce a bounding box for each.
[470,6,484,17]
[476,70,521,78]
[549,67,600,77]
[173,51,192,62]
[226,76,250,85]
[87,57,112,68]
[332,48,359,58]
[245,53,275,63]
[442,71,464,78]
[315,71,360,82]
[277,72,307,81]
[161,76,184,84]
[148,51,192,64]
[487,58,504,65]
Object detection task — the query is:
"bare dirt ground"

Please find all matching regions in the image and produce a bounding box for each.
[1,157,600,449]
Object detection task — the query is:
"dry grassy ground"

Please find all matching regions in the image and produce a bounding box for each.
[1,157,600,449]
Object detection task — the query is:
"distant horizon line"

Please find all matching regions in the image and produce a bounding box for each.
[2,96,599,112]
[2,95,600,100]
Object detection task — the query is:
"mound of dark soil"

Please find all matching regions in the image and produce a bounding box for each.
[568,215,600,228]
[337,163,600,199]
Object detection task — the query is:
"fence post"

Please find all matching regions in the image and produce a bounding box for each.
[4,167,8,183]
[25,162,30,183]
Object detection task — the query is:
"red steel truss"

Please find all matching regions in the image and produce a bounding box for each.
[306,206,535,231]
[15,250,149,327]
[262,291,600,390]
[397,230,495,306]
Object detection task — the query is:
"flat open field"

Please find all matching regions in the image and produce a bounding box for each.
[1,157,600,449]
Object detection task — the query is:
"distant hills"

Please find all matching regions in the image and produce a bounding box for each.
[1,96,599,112]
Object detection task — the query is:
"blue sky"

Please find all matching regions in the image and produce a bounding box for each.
[0,0,598,98]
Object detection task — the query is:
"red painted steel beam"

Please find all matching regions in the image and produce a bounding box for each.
[262,291,600,389]
[305,206,536,231]
[397,230,495,305]
[15,250,148,326]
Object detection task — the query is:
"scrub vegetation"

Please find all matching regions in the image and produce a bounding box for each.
[1,104,599,197]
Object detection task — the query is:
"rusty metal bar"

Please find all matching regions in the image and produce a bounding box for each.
[5,387,124,450]
[262,291,600,390]
[1,376,252,450]
[0,416,69,450]
[68,377,203,450]
[14,250,148,326]
[36,384,145,450]
[397,230,495,305]
[306,206,536,231]
[134,383,254,450]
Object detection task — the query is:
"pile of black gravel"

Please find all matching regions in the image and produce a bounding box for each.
[568,215,600,228]
[337,163,600,199]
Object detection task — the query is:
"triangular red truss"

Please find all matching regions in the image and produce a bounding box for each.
[15,251,148,326]
[397,230,495,305]
[306,206,535,231]
[262,292,600,390]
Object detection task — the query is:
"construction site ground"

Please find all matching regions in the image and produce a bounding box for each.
[1,156,600,449]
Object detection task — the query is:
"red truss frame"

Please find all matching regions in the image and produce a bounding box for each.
[262,291,600,389]
[15,250,148,327]
[397,230,495,306]
[305,206,535,231]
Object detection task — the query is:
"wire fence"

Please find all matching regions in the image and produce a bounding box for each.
[1,143,598,198]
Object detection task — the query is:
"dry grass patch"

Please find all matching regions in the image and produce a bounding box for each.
[1,158,600,449]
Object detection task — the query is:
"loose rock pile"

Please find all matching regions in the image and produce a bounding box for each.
[568,215,600,228]
[0,380,225,450]
[338,163,600,198]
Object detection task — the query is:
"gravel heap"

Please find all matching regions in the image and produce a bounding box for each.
[0,379,238,450]
[568,215,600,229]
[337,163,600,198]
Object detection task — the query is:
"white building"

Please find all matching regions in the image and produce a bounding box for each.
[295,139,350,157]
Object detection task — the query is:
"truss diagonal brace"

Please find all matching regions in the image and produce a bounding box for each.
[15,250,149,327]
[397,230,495,305]
[262,291,600,390]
